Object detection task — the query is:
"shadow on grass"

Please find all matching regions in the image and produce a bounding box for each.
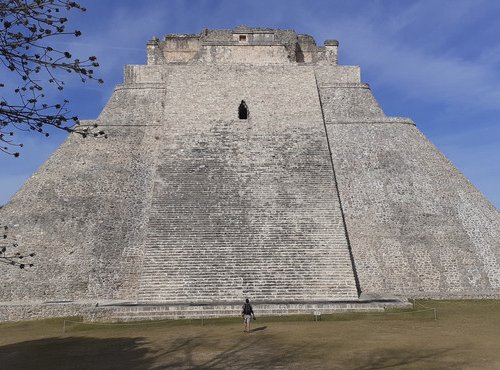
[0,336,154,370]
[0,335,467,370]
[0,334,314,370]
[249,326,267,332]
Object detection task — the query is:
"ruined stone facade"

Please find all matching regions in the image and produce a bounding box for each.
[1,27,499,321]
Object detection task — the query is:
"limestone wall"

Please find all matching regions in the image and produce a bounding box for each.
[124,65,168,84]
[297,35,318,63]
[326,121,500,298]
[162,36,201,62]
[197,44,291,65]
[315,59,499,298]
[0,87,164,302]
[314,65,361,84]
[319,83,385,119]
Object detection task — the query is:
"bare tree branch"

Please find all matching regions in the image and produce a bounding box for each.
[0,0,106,157]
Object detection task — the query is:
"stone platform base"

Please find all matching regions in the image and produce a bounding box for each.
[0,301,96,322]
[0,298,412,322]
[86,298,411,322]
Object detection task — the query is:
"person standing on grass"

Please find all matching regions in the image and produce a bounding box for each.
[241,298,255,332]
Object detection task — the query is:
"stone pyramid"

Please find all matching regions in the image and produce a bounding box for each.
[1,27,499,321]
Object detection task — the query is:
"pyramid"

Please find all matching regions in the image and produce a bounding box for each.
[1,27,499,321]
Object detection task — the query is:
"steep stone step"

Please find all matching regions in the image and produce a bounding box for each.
[137,66,359,304]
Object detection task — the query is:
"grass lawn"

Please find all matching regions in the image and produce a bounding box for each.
[0,300,499,369]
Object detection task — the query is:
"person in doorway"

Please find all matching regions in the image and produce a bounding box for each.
[241,298,255,332]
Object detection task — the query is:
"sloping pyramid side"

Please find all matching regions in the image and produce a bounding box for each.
[324,112,500,298]
[0,86,165,302]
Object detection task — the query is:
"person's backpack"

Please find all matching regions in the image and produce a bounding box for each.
[243,303,252,315]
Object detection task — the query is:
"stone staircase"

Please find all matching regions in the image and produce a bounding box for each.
[136,65,359,306]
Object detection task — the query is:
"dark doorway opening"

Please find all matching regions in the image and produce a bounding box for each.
[238,100,248,119]
[295,44,305,63]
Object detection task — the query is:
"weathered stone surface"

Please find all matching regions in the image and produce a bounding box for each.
[87,299,411,322]
[326,122,500,298]
[0,27,498,321]
[0,87,164,303]
[137,65,358,303]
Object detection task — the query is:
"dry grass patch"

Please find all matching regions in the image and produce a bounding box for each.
[0,300,499,369]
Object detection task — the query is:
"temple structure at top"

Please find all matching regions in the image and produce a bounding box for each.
[146,26,339,65]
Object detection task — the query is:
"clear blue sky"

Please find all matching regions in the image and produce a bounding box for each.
[1,0,499,210]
